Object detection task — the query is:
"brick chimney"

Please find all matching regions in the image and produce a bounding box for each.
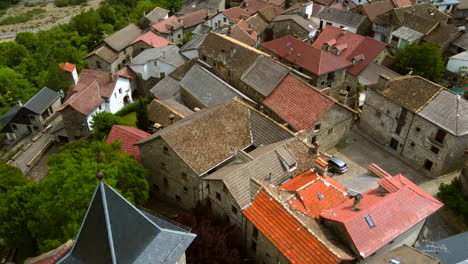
[376,74,391,91]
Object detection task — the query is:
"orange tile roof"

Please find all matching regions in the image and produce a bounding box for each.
[60,62,76,73]
[106,125,150,162]
[263,74,334,131]
[244,190,342,264]
[279,170,349,218]
[320,174,443,258]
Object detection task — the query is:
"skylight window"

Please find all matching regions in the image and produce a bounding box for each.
[389,259,401,264]
[317,193,324,200]
[365,215,376,228]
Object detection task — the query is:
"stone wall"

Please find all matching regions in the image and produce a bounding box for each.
[86,54,112,73]
[59,107,90,140]
[271,20,310,40]
[205,180,243,226]
[245,220,289,264]
[180,87,207,110]
[138,137,204,209]
[131,41,153,58]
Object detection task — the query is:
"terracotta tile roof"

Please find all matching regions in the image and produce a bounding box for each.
[263,74,334,131]
[262,35,351,75]
[115,66,137,79]
[375,75,444,113]
[60,69,121,115]
[320,174,443,258]
[106,125,150,162]
[60,62,76,73]
[131,31,171,48]
[243,0,284,14]
[26,241,73,264]
[312,26,387,76]
[262,0,285,7]
[222,7,252,23]
[151,16,183,34]
[392,0,414,8]
[244,189,342,264]
[279,170,349,218]
[258,5,278,22]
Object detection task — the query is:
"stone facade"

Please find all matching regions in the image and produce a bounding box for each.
[360,87,468,176]
[59,107,91,140]
[87,46,134,73]
[271,19,310,40]
[204,180,244,226]
[138,137,205,209]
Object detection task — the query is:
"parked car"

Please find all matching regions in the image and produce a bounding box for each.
[328,156,348,174]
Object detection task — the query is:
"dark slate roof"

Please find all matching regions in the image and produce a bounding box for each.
[130,46,186,67]
[452,32,468,50]
[358,62,401,86]
[180,33,209,53]
[418,232,468,264]
[316,6,367,28]
[418,89,468,136]
[179,0,224,14]
[24,87,60,115]
[241,56,289,97]
[0,103,22,128]
[150,76,181,100]
[180,64,255,107]
[57,182,196,264]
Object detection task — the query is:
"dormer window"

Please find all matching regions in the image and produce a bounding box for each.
[323,44,331,51]
[352,54,365,64]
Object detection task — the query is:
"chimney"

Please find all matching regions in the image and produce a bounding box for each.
[168,114,175,124]
[315,158,328,176]
[194,107,201,112]
[376,74,391,90]
[352,194,363,208]
[109,72,114,82]
[288,48,294,55]
[16,101,23,107]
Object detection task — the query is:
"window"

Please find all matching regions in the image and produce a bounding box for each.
[252,227,259,240]
[96,61,101,69]
[223,17,227,22]
[424,159,433,171]
[431,145,440,154]
[435,129,446,143]
[11,124,17,130]
[346,86,351,92]
[163,146,169,153]
[328,128,333,134]
[119,88,122,94]
[323,44,331,51]
[153,184,160,191]
[231,205,237,214]
[416,127,421,132]
[175,195,181,202]
[216,192,221,201]
[181,172,188,181]
[314,124,321,131]
[183,186,189,192]
[317,193,324,200]
[364,215,376,228]
[410,142,415,147]
[251,241,257,252]
[395,122,403,135]
[390,138,399,150]
[163,177,168,187]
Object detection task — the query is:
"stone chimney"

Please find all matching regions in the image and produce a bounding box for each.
[315,158,328,176]
[376,74,391,90]
[352,194,363,208]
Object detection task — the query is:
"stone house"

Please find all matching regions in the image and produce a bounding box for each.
[0,87,61,144]
[27,180,196,264]
[243,164,443,263]
[270,14,318,40]
[135,98,293,209]
[229,12,271,47]
[261,35,351,96]
[360,75,468,175]
[60,62,79,85]
[315,6,371,35]
[86,24,141,73]
[219,7,252,25]
[129,31,171,57]
[373,3,461,55]
[58,68,135,140]
[203,137,316,227]
[311,26,388,106]
[262,73,356,151]
[137,7,169,29]
[128,45,186,96]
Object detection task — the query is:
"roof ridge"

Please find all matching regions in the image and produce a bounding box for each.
[261,186,347,260]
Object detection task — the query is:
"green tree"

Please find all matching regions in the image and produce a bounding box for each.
[46,61,71,91]
[0,41,30,68]
[15,32,39,50]
[136,100,150,131]
[98,5,117,24]
[90,111,134,140]
[0,161,28,195]
[0,66,35,112]
[393,43,445,82]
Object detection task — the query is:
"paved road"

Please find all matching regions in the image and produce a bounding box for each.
[328,128,460,242]
[11,132,53,174]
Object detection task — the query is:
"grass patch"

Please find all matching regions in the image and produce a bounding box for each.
[24,2,47,7]
[0,8,46,25]
[121,112,137,126]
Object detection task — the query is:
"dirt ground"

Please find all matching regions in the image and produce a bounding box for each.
[0,0,102,42]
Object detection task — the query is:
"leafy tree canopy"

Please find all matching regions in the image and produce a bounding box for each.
[90,111,135,140]
[393,43,445,82]
[0,161,28,196]
[0,139,149,254]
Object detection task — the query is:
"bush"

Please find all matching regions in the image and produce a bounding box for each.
[90,112,134,140]
[115,98,151,117]
[54,0,70,7]
[0,8,46,25]
[438,178,468,221]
